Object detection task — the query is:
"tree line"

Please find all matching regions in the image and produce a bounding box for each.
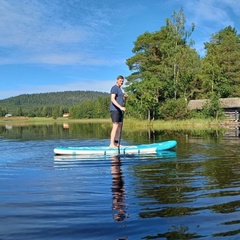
[0,91,109,118]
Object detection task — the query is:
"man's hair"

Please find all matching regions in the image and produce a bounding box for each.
[117,75,124,80]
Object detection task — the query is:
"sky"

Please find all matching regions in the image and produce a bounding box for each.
[0,0,240,100]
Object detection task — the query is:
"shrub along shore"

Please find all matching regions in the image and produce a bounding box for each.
[0,116,236,130]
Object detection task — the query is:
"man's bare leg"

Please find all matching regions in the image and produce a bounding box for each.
[109,122,120,148]
[114,123,122,146]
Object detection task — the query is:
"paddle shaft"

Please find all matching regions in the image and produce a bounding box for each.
[118,98,126,154]
[118,110,124,141]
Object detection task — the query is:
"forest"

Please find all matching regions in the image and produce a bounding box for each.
[0,91,109,118]
[0,9,240,120]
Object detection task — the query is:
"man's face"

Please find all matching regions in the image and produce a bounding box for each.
[117,78,124,86]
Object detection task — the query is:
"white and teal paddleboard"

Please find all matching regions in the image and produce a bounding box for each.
[54,140,177,156]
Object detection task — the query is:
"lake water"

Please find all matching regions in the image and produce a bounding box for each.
[1,123,240,239]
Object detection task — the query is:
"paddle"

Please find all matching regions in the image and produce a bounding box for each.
[118,97,127,154]
[118,110,124,155]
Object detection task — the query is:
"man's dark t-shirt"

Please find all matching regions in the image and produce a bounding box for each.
[110,85,123,112]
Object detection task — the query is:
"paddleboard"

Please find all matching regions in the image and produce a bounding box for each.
[54,140,177,156]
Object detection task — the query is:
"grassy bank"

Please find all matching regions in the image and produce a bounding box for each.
[0,117,111,126]
[0,116,232,130]
[125,118,227,130]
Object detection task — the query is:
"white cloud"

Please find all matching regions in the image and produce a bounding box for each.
[0,0,123,66]
[185,0,239,31]
[178,0,240,55]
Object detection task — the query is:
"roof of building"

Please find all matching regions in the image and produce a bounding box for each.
[188,98,240,110]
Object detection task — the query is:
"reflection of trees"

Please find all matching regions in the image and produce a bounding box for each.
[0,123,228,143]
[204,146,240,187]
[132,145,240,217]
[144,225,202,239]
[133,160,202,207]
[111,156,127,222]
[0,123,111,140]
[130,142,240,238]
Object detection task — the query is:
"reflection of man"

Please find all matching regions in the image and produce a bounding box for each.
[111,155,127,222]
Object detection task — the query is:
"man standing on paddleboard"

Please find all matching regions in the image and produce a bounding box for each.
[109,75,128,148]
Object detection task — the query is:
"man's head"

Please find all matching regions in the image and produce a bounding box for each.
[116,75,124,87]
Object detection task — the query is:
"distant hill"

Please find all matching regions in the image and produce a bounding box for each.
[0,91,109,112]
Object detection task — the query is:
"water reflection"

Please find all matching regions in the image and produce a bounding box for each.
[0,122,111,140]
[1,121,240,143]
[2,123,240,239]
[5,124,12,130]
[54,154,129,222]
[111,156,128,222]
[63,123,69,129]
[223,125,240,137]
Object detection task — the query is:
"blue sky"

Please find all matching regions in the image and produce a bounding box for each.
[0,0,239,100]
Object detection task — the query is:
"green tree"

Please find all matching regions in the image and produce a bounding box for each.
[160,98,188,120]
[0,107,8,117]
[52,106,59,119]
[17,107,23,116]
[200,26,240,98]
[202,93,223,120]
[70,96,109,119]
[125,8,199,120]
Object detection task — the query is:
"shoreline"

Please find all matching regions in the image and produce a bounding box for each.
[0,116,237,130]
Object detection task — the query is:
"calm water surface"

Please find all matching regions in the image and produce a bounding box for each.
[1,123,240,239]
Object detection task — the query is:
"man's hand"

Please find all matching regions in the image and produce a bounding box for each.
[120,106,126,111]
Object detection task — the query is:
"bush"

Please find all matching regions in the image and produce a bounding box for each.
[160,98,189,120]
[202,94,224,120]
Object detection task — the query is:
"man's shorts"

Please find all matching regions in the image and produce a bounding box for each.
[111,111,123,123]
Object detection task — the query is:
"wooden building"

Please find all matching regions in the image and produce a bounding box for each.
[63,113,70,118]
[188,98,240,121]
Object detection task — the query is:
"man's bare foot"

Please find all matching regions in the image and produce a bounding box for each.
[109,144,123,148]
[109,145,118,148]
